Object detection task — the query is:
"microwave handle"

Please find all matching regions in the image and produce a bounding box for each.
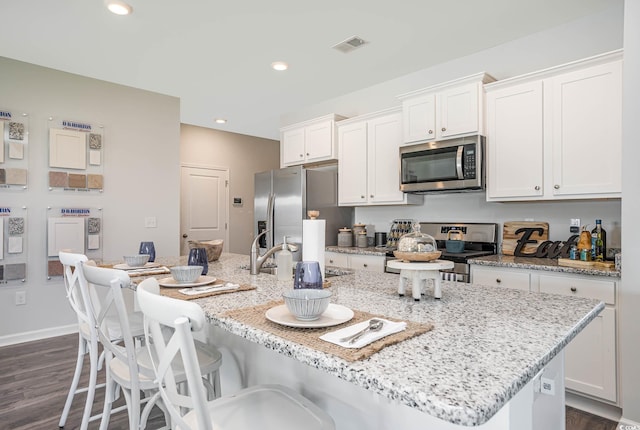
[456,145,464,179]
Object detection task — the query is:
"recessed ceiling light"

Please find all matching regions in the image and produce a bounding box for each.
[214,118,227,124]
[271,61,288,71]
[107,0,133,15]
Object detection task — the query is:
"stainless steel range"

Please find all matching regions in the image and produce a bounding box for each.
[386,222,498,282]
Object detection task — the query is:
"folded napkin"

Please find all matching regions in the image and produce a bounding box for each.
[178,283,240,296]
[320,318,407,349]
[127,266,171,277]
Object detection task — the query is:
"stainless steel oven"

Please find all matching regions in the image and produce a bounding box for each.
[399,135,484,193]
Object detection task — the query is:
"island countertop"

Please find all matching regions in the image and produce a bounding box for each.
[192,253,603,426]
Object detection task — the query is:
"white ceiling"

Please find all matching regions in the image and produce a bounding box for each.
[0,0,614,140]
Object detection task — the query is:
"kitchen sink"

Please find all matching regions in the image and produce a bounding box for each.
[241,264,351,278]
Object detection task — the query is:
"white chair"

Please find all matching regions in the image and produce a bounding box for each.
[80,263,222,430]
[136,277,336,430]
[58,252,101,429]
[58,251,147,429]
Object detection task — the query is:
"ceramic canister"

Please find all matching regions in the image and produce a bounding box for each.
[356,232,368,248]
[338,228,353,247]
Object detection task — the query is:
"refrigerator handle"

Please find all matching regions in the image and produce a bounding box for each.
[267,193,275,250]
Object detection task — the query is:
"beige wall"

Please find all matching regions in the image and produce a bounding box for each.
[180,124,279,255]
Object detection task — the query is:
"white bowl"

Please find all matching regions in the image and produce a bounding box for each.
[123,254,150,267]
[170,265,203,283]
[282,289,332,321]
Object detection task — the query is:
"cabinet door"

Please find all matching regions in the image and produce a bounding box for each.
[281,127,306,166]
[325,252,349,269]
[305,119,334,163]
[437,82,479,139]
[402,94,436,143]
[338,121,368,205]
[470,266,530,291]
[550,61,622,197]
[486,81,544,200]
[367,112,405,204]
[350,254,386,272]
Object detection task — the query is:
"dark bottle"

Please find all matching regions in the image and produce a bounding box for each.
[591,219,606,261]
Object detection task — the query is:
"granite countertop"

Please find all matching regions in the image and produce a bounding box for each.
[469,254,620,278]
[193,253,603,426]
[325,245,388,256]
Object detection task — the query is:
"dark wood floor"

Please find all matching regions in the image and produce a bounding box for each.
[0,334,620,430]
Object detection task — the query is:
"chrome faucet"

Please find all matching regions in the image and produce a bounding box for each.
[250,230,298,275]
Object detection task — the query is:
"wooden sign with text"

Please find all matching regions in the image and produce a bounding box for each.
[502,221,549,255]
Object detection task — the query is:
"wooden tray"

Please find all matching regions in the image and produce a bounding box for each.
[393,251,441,262]
[557,258,615,270]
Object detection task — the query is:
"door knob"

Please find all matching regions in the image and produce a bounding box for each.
[182,234,188,238]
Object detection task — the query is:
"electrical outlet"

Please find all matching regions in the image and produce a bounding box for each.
[540,376,556,395]
[15,291,26,306]
[570,218,581,227]
[144,216,157,228]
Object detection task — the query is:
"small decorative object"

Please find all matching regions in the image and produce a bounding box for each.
[123,254,150,267]
[188,239,223,262]
[293,261,323,289]
[307,210,319,220]
[338,228,353,247]
[352,223,366,236]
[139,241,156,262]
[444,230,465,253]
[170,265,202,283]
[282,288,332,321]
[394,222,441,262]
[187,247,208,275]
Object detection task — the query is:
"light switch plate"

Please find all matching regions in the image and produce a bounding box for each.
[145,217,157,228]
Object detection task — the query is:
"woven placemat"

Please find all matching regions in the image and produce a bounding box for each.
[160,280,256,301]
[223,301,434,362]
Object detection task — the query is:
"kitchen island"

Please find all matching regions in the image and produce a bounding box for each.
[188,253,603,429]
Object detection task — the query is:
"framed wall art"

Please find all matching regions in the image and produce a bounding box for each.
[0,206,28,285]
[0,108,29,191]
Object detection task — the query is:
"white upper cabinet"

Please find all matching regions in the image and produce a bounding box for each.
[280,114,346,167]
[398,73,495,144]
[338,109,422,206]
[485,50,622,202]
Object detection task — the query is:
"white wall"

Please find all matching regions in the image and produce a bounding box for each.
[282,2,624,248]
[620,0,640,424]
[180,124,280,254]
[0,57,181,343]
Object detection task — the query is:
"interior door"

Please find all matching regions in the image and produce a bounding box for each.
[180,165,229,255]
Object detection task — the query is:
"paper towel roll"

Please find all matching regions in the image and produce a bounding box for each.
[303,219,326,277]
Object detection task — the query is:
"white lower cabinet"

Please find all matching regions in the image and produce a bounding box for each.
[538,274,617,403]
[325,251,386,273]
[469,265,531,291]
[470,264,618,404]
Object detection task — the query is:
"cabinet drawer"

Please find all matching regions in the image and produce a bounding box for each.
[538,274,615,305]
[350,254,385,272]
[471,267,530,291]
[325,252,349,269]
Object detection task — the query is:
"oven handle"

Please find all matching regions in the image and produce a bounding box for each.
[456,145,464,179]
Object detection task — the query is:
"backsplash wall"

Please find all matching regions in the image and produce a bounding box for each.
[354,192,621,248]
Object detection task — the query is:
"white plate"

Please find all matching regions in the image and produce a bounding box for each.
[265,304,354,328]
[114,262,162,270]
[158,275,217,288]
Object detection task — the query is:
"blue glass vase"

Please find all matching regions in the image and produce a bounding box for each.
[187,247,208,275]
[139,241,156,262]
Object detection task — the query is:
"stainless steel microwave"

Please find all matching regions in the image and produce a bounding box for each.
[399,135,485,193]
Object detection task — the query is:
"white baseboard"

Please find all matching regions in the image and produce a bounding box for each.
[565,391,622,422]
[0,324,78,347]
[619,417,640,428]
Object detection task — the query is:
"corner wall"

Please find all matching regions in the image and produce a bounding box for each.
[180,124,280,254]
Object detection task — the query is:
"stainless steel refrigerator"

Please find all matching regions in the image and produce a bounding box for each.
[254,165,353,260]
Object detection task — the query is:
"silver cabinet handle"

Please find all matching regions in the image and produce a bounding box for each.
[306,153,309,156]
[329,259,334,264]
[428,129,433,134]
[535,186,540,190]
[370,195,374,198]
[299,154,303,158]
[554,184,560,189]
[441,127,446,132]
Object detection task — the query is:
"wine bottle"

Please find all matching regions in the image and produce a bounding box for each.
[591,219,606,262]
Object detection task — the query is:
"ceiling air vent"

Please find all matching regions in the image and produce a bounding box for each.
[332,36,368,53]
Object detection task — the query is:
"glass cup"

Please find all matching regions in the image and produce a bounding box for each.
[293,261,323,289]
[187,248,208,275]
[139,241,156,262]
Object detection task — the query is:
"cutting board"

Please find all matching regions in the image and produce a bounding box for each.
[502,221,549,256]
[557,258,615,270]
